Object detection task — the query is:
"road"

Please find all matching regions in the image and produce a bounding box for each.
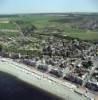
[0,29,20,33]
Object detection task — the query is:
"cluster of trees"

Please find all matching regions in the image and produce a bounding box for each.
[1,44,42,58]
[82,61,93,69]
[16,20,37,36]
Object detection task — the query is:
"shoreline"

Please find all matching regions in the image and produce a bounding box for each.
[0,58,94,100]
[0,71,62,100]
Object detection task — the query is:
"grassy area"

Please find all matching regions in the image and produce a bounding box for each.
[0,32,21,37]
[10,15,65,29]
[0,22,18,30]
[63,31,98,40]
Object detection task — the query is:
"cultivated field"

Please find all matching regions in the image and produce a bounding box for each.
[0,13,98,55]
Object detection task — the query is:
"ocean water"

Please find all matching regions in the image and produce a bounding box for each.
[0,71,63,100]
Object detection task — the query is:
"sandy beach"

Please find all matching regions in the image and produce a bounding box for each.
[0,58,94,100]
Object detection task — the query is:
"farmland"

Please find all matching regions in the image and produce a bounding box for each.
[0,14,98,39]
[0,13,98,56]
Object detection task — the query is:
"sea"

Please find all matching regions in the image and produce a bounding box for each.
[0,71,63,100]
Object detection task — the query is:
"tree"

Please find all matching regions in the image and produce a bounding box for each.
[0,44,2,52]
[21,24,37,36]
[16,20,37,36]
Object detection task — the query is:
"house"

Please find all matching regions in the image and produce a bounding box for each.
[86,68,98,91]
[22,59,36,67]
[37,64,48,72]
[0,52,9,58]
[49,69,63,78]
[64,74,83,85]
[10,53,20,59]
[85,81,98,91]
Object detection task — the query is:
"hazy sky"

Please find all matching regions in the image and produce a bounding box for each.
[0,0,98,14]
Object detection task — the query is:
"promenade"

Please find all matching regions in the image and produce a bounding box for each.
[0,58,93,100]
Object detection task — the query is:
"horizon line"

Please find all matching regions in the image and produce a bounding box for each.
[0,12,98,15]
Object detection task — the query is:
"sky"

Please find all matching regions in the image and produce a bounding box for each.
[0,0,98,14]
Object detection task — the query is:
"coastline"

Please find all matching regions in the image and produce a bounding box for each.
[0,58,92,100]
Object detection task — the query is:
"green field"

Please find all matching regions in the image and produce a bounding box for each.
[0,23,18,29]
[0,13,98,40]
[10,14,98,40]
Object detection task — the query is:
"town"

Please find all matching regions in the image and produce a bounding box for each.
[0,13,98,100]
[0,35,98,93]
